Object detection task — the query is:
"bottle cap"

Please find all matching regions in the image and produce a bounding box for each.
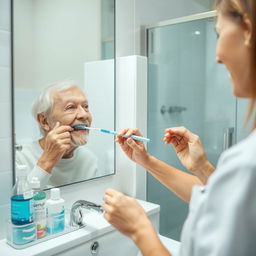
[50,188,60,200]
[16,164,27,177]
[30,176,40,189]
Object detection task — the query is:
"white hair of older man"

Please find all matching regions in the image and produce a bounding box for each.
[31,80,82,135]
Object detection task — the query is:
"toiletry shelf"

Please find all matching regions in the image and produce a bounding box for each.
[7,210,79,249]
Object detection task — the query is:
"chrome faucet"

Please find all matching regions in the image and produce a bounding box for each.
[70,200,103,227]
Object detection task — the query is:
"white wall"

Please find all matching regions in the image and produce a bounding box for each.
[0,0,13,240]
[84,59,115,175]
[14,0,101,89]
[13,0,34,89]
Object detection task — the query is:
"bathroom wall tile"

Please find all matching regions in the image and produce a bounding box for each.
[0,137,12,172]
[0,103,11,138]
[0,204,10,240]
[0,67,11,103]
[0,30,11,67]
[0,0,12,241]
[0,0,10,31]
[0,171,12,205]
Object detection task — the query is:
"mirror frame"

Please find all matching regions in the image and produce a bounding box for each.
[10,0,116,188]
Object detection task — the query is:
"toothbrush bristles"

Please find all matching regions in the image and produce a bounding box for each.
[73,126,100,131]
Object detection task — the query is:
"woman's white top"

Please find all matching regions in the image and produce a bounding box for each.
[180,130,256,256]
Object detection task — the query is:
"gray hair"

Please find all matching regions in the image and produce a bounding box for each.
[31,80,81,135]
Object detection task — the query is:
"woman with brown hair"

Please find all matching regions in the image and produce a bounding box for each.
[103,1,256,255]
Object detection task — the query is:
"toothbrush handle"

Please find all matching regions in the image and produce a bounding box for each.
[101,129,118,135]
[100,129,150,143]
[130,135,150,143]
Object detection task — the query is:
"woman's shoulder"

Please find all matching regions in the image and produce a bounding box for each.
[204,130,256,203]
[218,130,256,171]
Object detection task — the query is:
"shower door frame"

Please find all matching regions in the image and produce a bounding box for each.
[145,10,217,57]
[146,10,216,32]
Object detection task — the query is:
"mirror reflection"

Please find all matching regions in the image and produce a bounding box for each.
[13,0,115,188]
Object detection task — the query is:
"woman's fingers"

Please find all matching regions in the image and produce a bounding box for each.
[104,188,120,197]
[123,128,142,137]
[102,201,112,212]
[115,128,129,144]
[103,189,127,210]
[105,188,116,196]
[168,137,179,147]
[165,126,189,137]
[103,193,114,205]
[164,133,182,144]
[126,138,141,150]
[117,128,129,136]
[164,127,198,146]
[116,128,143,144]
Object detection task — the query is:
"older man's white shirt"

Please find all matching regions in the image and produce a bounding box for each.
[16,141,99,187]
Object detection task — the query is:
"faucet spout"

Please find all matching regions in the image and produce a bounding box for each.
[70,200,103,227]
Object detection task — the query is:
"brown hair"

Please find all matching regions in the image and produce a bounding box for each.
[215,0,256,126]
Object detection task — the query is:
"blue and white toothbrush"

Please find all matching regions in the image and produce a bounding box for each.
[73,126,150,143]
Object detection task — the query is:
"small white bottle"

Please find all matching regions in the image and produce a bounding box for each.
[46,188,65,234]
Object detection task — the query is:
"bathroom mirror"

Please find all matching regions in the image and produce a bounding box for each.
[12,0,115,188]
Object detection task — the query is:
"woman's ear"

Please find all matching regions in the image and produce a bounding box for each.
[37,113,51,132]
[243,13,252,47]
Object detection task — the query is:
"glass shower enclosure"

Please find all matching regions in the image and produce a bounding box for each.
[146,11,237,240]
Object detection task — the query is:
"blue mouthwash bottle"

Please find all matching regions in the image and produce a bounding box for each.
[10,164,36,245]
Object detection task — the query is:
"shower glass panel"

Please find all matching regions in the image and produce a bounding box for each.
[147,13,236,240]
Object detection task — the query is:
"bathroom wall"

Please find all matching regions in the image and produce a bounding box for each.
[0,0,12,240]
[14,0,101,89]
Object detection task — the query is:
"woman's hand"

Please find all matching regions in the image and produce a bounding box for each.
[116,128,150,166]
[103,188,152,241]
[164,126,211,175]
[103,189,172,256]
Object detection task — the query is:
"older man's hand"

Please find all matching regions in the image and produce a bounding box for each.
[37,122,74,173]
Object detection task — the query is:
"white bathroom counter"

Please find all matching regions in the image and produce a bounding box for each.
[0,199,164,256]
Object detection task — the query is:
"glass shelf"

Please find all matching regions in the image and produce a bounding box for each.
[6,209,79,249]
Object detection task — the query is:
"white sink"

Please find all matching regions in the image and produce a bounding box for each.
[54,228,180,256]
[0,199,180,256]
[55,227,139,256]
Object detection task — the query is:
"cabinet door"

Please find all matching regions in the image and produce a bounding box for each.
[147,16,236,240]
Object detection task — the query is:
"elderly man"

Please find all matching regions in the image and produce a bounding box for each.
[16,81,99,188]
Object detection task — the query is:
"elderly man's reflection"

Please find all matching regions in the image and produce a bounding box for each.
[16,81,99,188]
